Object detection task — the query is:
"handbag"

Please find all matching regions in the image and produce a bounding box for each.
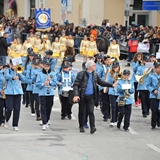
[118,97,125,106]
[137,43,150,53]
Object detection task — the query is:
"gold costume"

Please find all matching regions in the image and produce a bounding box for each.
[80,40,89,56]
[59,36,67,58]
[87,41,97,57]
[107,44,120,61]
[33,38,41,53]
[52,42,61,59]
[10,43,22,58]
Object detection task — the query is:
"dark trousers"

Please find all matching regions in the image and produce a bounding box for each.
[117,104,132,130]
[60,96,73,117]
[100,90,110,119]
[28,91,35,114]
[40,96,54,125]
[84,105,88,124]
[79,95,95,128]
[134,82,139,102]
[5,95,21,127]
[109,95,118,123]
[33,94,40,117]
[139,90,150,115]
[22,84,30,105]
[0,98,6,124]
[150,99,160,128]
[128,52,136,62]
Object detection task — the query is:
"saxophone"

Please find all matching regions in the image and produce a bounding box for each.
[103,68,109,93]
[125,80,130,98]
[2,80,6,99]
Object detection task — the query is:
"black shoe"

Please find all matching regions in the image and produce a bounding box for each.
[103,118,107,122]
[143,115,147,118]
[36,117,41,121]
[90,127,96,134]
[68,115,72,120]
[25,104,29,108]
[61,116,65,120]
[22,100,25,105]
[80,127,85,133]
[117,123,121,129]
[123,126,129,132]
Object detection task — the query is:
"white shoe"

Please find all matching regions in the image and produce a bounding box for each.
[13,127,19,131]
[42,125,47,131]
[39,121,43,126]
[113,122,117,126]
[31,113,36,117]
[110,122,114,127]
[4,122,9,128]
[0,123,4,127]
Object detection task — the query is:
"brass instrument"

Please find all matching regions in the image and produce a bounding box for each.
[115,73,123,81]
[15,65,24,74]
[2,81,6,99]
[125,80,130,98]
[135,68,152,84]
[103,69,109,93]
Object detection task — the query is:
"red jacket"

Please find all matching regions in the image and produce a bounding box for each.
[128,39,138,53]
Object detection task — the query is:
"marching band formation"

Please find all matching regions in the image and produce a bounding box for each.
[0,32,160,133]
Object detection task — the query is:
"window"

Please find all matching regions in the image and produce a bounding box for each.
[133,0,142,10]
[30,0,35,18]
[0,0,3,15]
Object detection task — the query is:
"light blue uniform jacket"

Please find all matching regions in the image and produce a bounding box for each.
[116,79,134,105]
[36,70,57,96]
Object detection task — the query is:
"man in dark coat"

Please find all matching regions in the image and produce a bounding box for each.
[0,32,11,64]
[73,60,117,134]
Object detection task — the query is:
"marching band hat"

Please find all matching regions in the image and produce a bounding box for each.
[112,61,120,68]
[143,56,150,62]
[103,55,110,60]
[62,63,70,68]
[27,47,33,54]
[63,57,70,61]
[154,61,160,68]
[0,61,4,66]
[150,53,155,57]
[45,50,53,55]
[123,69,130,75]
[34,54,41,59]
[96,53,103,59]
[32,59,40,65]
[43,60,51,65]
[82,62,86,69]
[29,51,35,56]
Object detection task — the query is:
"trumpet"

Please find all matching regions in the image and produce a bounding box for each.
[125,80,130,98]
[15,65,24,74]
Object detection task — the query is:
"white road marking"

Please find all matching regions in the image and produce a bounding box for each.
[147,144,160,153]
[54,97,59,101]
[129,127,138,135]
[52,108,76,120]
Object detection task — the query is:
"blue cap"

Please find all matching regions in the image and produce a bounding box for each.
[29,51,35,56]
[112,61,120,68]
[32,59,39,65]
[63,57,70,61]
[154,61,160,68]
[43,60,51,65]
[34,54,41,59]
[27,47,33,54]
[123,69,130,75]
[45,50,53,55]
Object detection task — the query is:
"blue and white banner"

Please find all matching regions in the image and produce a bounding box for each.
[34,8,51,31]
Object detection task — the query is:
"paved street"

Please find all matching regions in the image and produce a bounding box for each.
[0,56,160,160]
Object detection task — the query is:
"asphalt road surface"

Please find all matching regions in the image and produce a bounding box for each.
[0,56,160,160]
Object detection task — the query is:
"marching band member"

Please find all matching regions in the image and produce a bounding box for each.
[131,53,143,107]
[31,59,41,120]
[52,37,61,59]
[43,50,56,71]
[4,59,25,131]
[150,54,156,62]
[101,55,111,121]
[56,57,70,75]
[117,70,134,131]
[136,56,152,117]
[36,60,57,130]
[80,35,89,62]
[64,42,75,63]
[33,34,42,54]
[29,32,36,46]
[22,37,33,57]
[59,32,67,58]
[9,39,17,58]
[66,34,74,48]
[147,61,160,130]
[87,35,97,58]
[40,35,52,58]
[57,62,76,120]
[108,61,122,126]
[107,39,120,61]
[0,61,5,126]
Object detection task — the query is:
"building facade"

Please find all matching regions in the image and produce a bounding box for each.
[1,0,160,26]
